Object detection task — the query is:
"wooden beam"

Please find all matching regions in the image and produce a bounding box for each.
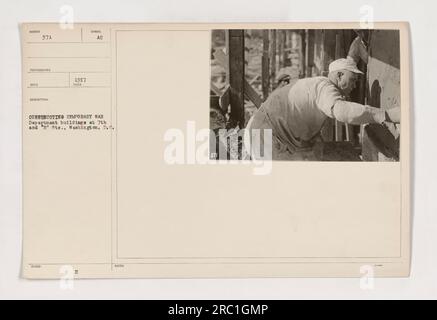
[244,80,262,109]
[321,30,326,74]
[219,85,230,112]
[262,30,270,100]
[249,75,260,85]
[270,30,276,87]
[300,30,306,78]
[320,30,334,141]
[213,48,262,109]
[278,30,284,68]
[305,30,315,77]
[227,30,245,128]
[281,30,287,67]
[335,31,345,60]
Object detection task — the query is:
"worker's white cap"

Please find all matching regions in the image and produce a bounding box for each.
[328,57,363,74]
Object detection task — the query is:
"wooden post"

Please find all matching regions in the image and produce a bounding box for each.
[278,30,283,68]
[305,30,315,77]
[284,30,290,66]
[335,31,345,60]
[278,31,282,68]
[262,30,270,101]
[288,30,293,53]
[321,30,326,75]
[270,30,277,88]
[319,30,334,142]
[305,30,309,77]
[227,30,245,128]
[281,30,287,67]
[300,30,306,78]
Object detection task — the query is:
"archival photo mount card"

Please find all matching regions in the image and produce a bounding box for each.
[21,22,411,278]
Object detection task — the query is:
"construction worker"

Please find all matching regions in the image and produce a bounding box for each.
[244,58,400,161]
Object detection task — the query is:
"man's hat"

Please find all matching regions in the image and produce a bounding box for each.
[328,58,363,74]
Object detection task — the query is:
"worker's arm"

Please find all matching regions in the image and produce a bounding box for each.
[317,80,401,125]
[332,100,384,125]
[332,101,401,125]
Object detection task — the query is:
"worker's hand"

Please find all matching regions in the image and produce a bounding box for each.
[385,107,401,123]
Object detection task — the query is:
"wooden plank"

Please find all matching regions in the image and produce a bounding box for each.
[281,30,287,67]
[249,75,260,85]
[270,30,276,86]
[299,30,306,77]
[305,30,309,77]
[306,30,315,77]
[214,43,261,109]
[244,80,262,109]
[262,30,270,100]
[335,31,343,58]
[227,30,245,128]
[278,30,284,68]
[219,85,230,112]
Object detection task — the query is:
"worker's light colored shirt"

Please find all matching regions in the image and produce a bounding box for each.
[261,77,341,145]
[258,76,385,150]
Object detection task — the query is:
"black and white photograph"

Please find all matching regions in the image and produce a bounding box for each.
[4,0,437,302]
[210,29,401,161]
